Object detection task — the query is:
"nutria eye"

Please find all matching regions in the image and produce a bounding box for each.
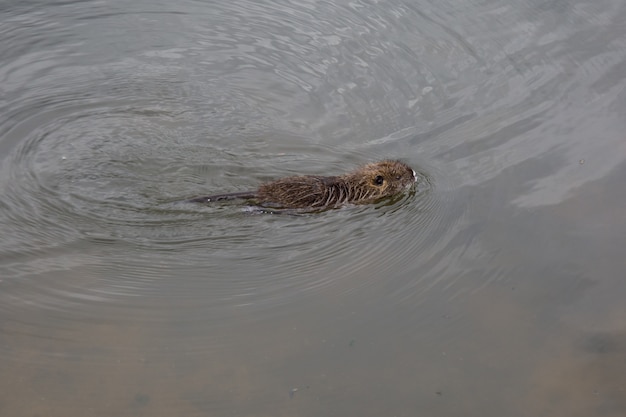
[374,175,384,185]
[396,175,401,180]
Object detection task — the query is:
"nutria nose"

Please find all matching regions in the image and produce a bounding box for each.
[412,170,417,181]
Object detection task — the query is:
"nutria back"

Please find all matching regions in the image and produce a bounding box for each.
[256,160,416,208]
[190,160,416,209]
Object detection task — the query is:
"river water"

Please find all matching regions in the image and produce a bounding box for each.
[1,0,625,416]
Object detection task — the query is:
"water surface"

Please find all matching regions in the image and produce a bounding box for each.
[1,0,625,415]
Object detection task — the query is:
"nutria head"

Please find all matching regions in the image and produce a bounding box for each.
[341,160,417,202]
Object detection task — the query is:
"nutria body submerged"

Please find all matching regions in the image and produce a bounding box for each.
[190,160,417,209]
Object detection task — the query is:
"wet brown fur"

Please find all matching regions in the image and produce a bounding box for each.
[190,160,416,209]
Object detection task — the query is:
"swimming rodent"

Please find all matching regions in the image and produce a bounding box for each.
[189,160,417,210]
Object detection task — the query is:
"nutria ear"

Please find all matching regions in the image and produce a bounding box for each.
[374,175,384,185]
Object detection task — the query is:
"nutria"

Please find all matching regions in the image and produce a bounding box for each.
[189,160,417,209]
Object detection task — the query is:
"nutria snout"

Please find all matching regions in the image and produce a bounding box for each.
[190,160,417,209]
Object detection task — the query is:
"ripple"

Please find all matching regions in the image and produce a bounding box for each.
[0,0,467,322]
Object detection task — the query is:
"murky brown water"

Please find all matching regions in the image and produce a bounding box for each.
[1,0,625,415]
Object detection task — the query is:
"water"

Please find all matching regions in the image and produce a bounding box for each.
[1,0,625,415]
